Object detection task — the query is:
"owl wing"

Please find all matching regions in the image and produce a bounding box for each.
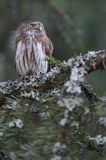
[41,36,53,71]
[42,36,53,57]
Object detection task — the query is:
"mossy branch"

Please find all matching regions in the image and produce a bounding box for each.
[0,49,106,105]
[0,50,106,159]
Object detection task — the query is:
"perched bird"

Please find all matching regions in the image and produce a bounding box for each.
[15,21,53,76]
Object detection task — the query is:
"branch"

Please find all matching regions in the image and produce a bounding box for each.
[0,50,106,103]
[84,50,106,73]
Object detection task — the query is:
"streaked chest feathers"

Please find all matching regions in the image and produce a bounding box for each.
[15,38,48,76]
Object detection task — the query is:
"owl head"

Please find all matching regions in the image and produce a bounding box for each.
[16,21,46,38]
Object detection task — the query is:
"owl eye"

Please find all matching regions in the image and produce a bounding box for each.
[30,23,44,32]
[31,23,36,27]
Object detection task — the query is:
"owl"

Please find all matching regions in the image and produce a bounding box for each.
[15,21,53,76]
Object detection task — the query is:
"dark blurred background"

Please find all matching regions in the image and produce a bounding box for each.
[0,0,106,94]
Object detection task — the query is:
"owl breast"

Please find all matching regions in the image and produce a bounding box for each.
[15,37,48,76]
[35,42,48,73]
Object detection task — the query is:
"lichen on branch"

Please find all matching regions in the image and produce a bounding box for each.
[0,49,105,98]
[0,49,106,159]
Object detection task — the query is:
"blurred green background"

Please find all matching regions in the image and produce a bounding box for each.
[0,0,106,94]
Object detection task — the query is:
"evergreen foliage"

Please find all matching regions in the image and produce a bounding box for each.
[0,51,106,160]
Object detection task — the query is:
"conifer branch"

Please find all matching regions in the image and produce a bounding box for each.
[0,49,106,104]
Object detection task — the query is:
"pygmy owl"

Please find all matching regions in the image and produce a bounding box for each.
[15,21,53,76]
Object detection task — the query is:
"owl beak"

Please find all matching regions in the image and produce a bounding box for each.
[39,25,43,32]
